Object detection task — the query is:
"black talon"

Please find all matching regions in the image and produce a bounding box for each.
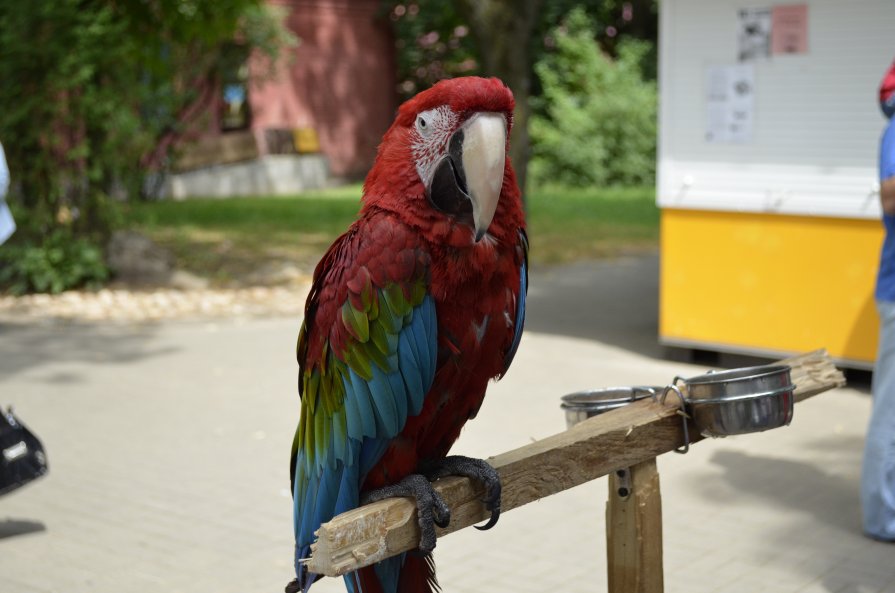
[433,507,451,529]
[420,455,502,531]
[474,513,500,531]
[361,474,451,554]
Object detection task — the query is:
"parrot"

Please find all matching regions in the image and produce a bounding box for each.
[288,76,528,593]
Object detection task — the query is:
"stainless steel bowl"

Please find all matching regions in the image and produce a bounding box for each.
[684,365,793,399]
[560,386,660,429]
[680,365,795,437]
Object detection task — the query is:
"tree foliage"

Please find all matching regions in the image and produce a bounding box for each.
[532,0,658,81]
[386,1,480,99]
[384,1,658,193]
[386,0,657,99]
[529,8,657,188]
[0,0,293,293]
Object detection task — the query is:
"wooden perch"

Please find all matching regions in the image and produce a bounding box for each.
[777,349,848,403]
[305,349,846,577]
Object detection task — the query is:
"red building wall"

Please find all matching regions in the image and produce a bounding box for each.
[250,0,399,178]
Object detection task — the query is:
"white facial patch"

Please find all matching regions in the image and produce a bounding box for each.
[412,106,459,187]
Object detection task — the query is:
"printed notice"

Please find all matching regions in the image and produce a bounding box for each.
[737,7,772,61]
[772,4,808,55]
[705,64,755,144]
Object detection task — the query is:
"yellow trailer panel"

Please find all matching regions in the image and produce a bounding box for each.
[660,208,883,368]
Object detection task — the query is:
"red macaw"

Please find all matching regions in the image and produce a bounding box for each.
[288,77,528,593]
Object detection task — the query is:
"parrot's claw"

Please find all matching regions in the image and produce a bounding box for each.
[361,474,451,554]
[420,455,502,532]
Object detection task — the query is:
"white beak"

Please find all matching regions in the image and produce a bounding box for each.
[460,113,507,241]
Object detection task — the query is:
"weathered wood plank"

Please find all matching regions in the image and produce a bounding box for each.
[777,349,847,402]
[607,459,664,593]
[305,349,845,577]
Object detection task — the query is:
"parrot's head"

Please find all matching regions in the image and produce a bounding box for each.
[363,76,521,246]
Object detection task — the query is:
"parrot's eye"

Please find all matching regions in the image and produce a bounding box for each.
[416,112,434,137]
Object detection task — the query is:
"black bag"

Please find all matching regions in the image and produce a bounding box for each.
[0,407,48,496]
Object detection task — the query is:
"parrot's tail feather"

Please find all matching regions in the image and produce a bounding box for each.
[397,554,440,593]
[294,545,319,593]
[346,553,437,593]
[352,567,383,593]
[285,571,317,593]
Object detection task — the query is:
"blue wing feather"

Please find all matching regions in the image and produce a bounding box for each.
[293,292,438,592]
[358,435,391,479]
[423,298,437,387]
[409,309,432,382]
[313,466,338,521]
[364,366,401,435]
[332,408,347,462]
[349,370,378,439]
[336,463,360,511]
[343,388,364,441]
[503,230,528,374]
[378,363,409,427]
[398,330,424,397]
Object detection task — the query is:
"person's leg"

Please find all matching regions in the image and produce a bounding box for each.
[862,300,895,540]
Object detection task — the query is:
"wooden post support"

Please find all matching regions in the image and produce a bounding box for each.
[607,459,663,593]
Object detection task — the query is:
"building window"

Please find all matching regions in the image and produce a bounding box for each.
[220,43,250,131]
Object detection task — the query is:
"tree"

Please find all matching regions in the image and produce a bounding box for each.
[385,0,658,195]
[0,0,293,293]
[532,0,658,79]
[387,2,480,97]
[529,8,657,188]
[455,0,541,196]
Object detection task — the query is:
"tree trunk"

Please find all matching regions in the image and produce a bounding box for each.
[456,0,541,198]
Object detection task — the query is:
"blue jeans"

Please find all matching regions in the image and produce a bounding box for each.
[863,300,895,540]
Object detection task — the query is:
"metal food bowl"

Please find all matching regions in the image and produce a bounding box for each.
[679,365,795,437]
[560,386,660,429]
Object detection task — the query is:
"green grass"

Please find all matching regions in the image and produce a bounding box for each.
[527,185,659,264]
[124,184,658,285]
[125,186,365,283]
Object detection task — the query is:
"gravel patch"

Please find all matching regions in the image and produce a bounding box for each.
[0,282,312,324]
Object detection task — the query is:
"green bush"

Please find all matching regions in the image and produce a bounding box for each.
[0,230,108,295]
[0,0,294,294]
[529,8,657,188]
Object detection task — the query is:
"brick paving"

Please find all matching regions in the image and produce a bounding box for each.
[0,255,887,593]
